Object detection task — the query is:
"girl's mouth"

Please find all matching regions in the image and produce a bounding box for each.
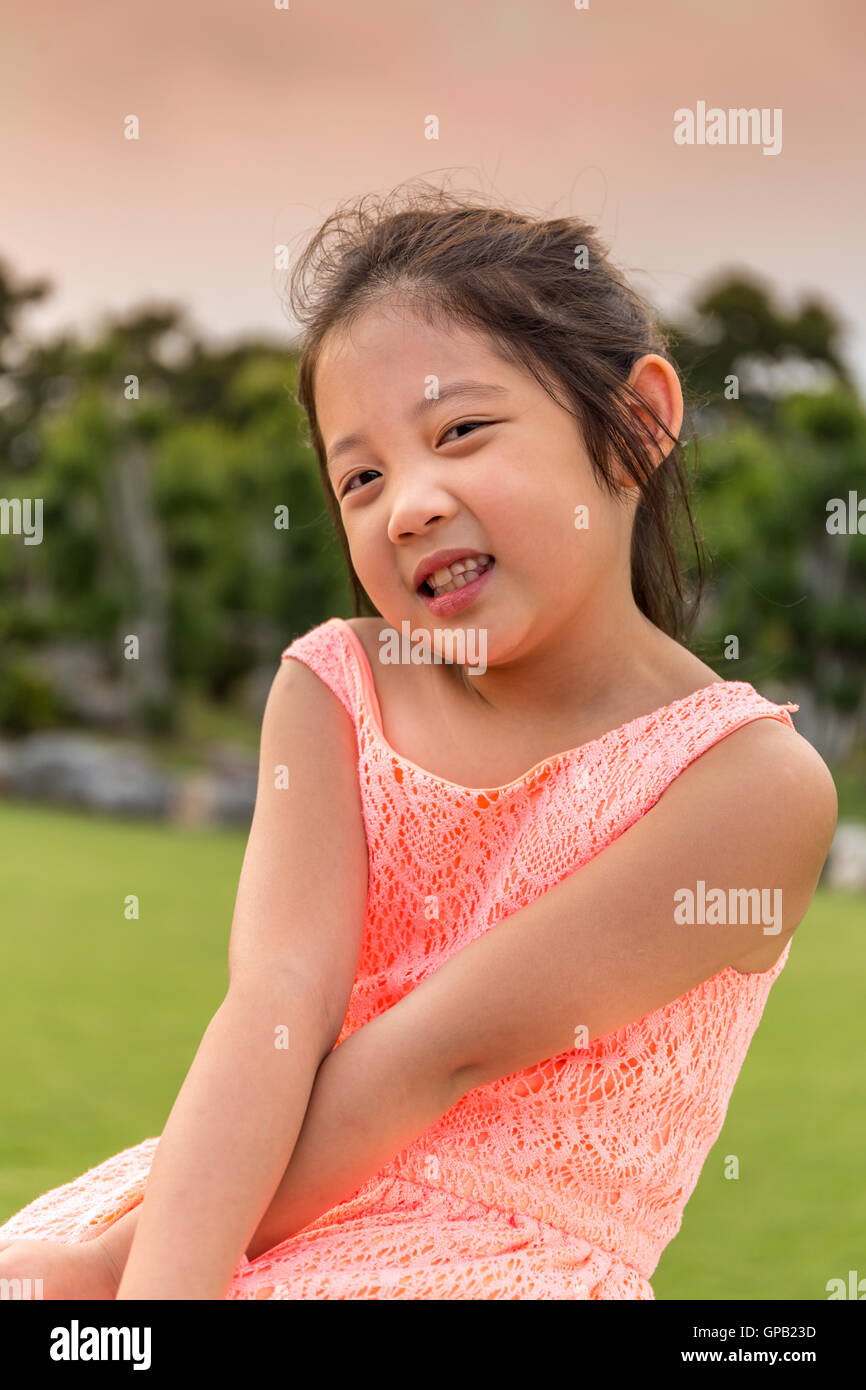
[418,556,496,617]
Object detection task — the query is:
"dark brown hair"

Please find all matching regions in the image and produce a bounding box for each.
[286,178,706,646]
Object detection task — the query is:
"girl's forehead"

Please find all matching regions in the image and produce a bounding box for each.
[320,299,498,368]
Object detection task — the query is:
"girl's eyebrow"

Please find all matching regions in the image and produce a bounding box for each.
[325,379,509,474]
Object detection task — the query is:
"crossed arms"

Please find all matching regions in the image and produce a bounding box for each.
[114,661,836,1297]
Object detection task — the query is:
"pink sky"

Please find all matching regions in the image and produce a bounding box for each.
[3,0,865,387]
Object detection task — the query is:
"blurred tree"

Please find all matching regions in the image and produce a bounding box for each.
[662,271,852,431]
[0,254,862,765]
[0,267,349,736]
[680,384,865,760]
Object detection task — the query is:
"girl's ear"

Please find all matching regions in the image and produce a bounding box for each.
[617,354,684,485]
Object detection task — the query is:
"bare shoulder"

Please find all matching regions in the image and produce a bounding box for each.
[668,714,837,855]
[259,649,366,836]
[227,651,368,1034]
[271,644,357,750]
[658,714,838,971]
[715,715,834,812]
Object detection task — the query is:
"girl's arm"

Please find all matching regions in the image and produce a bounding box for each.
[113,654,369,1299]
[236,722,837,1260]
[388,721,835,1092]
[96,984,460,1287]
[115,976,334,1299]
[112,721,834,1289]
[244,980,465,1259]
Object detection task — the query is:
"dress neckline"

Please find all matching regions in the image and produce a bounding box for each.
[333,619,794,981]
[335,617,752,799]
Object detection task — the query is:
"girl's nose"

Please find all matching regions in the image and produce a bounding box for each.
[386,475,459,543]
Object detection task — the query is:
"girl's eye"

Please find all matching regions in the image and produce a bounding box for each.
[439,420,488,445]
[338,421,491,498]
[340,469,380,498]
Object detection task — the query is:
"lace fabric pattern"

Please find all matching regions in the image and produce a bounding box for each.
[0,617,798,1299]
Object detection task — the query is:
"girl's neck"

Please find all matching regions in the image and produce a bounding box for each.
[447,609,701,731]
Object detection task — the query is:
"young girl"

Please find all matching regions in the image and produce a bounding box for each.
[0,183,837,1300]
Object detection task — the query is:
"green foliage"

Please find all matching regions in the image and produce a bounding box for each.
[0,655,61,733]
[0,255,863,749]
[687,385,866,701]
[0,275,352,731]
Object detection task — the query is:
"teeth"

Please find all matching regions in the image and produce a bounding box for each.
[427,554,493,596]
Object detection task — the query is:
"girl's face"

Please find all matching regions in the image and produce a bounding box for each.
[314,298,658,668]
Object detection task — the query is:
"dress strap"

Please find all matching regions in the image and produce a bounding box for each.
[280,618,364,735]
[634,682,800,803]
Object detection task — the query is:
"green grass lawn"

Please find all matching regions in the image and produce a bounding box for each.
[0,796,861,1300]
[0,796,240,1224]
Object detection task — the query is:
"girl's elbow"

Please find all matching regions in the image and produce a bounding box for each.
[224,966,340,1051]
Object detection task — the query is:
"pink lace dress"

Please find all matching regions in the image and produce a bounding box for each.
[0,617,800,1298]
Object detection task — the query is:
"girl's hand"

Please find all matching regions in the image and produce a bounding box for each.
[0,1237,119,1300]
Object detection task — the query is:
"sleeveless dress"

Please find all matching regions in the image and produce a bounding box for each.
[0,616,801,1300]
